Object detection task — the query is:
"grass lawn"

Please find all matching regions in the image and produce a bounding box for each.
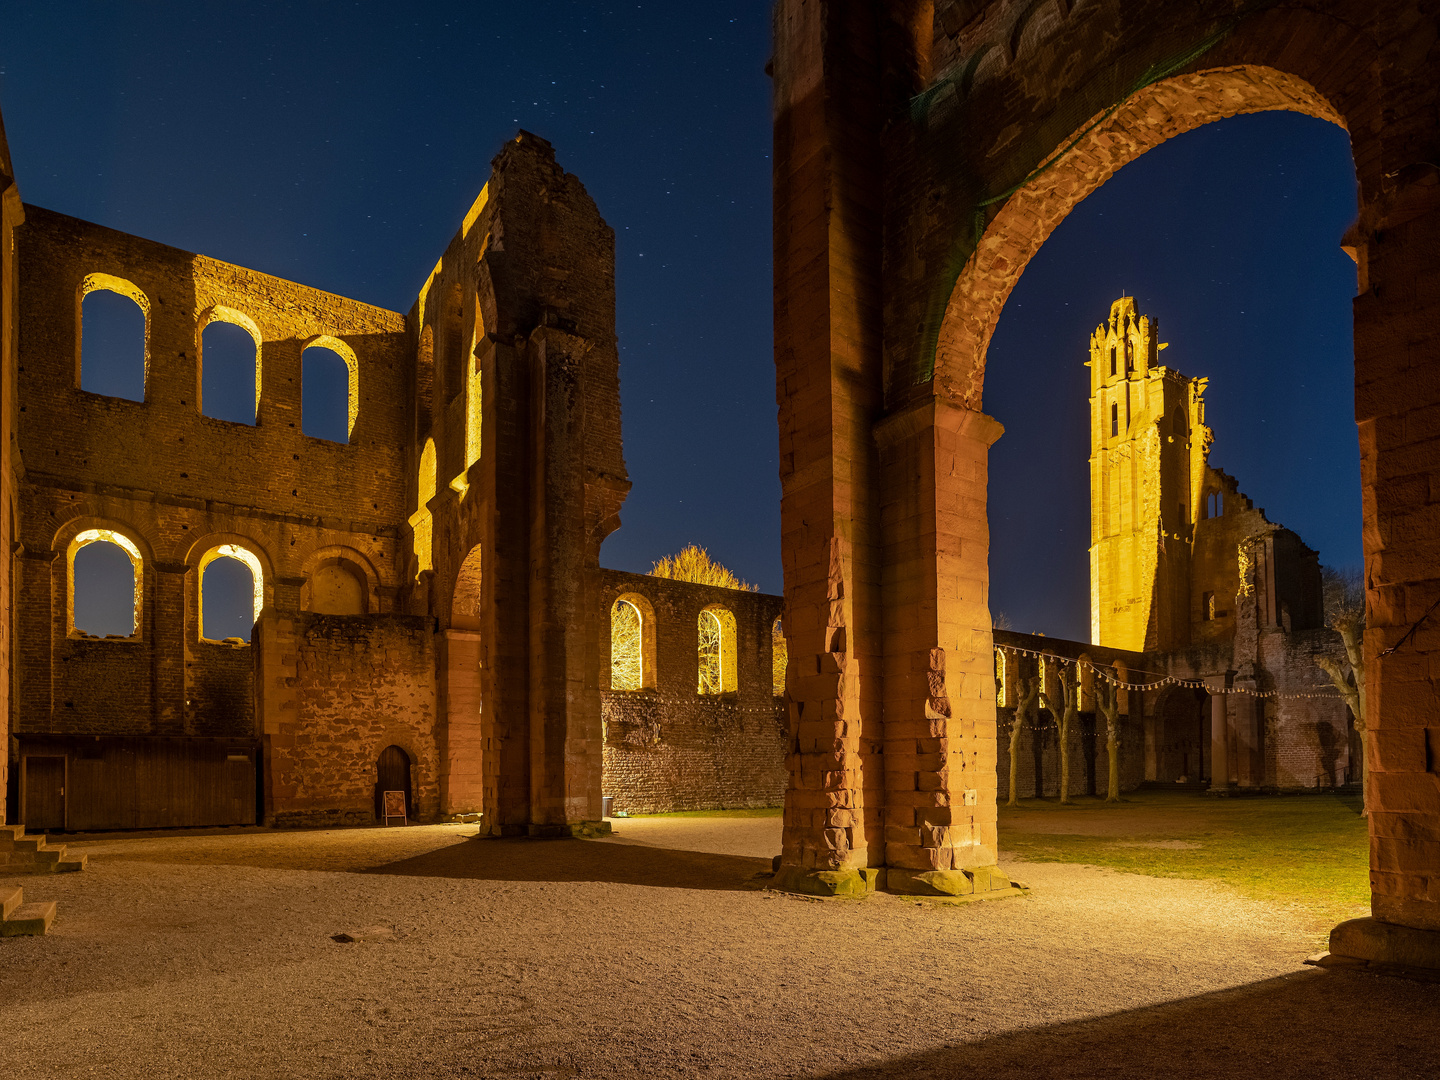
[999,789,1369,931]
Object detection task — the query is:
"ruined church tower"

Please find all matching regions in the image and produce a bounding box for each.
[1088,298,1210,651]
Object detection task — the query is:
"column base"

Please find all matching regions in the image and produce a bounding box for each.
[886,866,1020,898]
[526,820,612,839]
[1307,917,1440,979]
[772,865,884,897]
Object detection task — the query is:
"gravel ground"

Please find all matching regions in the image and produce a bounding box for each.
[0,818,1434,1079]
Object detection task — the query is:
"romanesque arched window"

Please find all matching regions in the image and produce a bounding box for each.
[772,615,787,697]
[80,274,149,401]
[302,336,358,443]
[199,544,264,643]
[698,606,737,695]
[200,307,261,425]
[68,528,143,639]
[611,594,655,691]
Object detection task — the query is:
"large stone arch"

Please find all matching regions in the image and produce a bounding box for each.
[931,66,1346,407]
[771,0,1440,965]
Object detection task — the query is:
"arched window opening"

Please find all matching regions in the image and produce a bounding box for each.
[610,593,655,690]
[697,606,737,695]
[199,544,264,643]
[411,439,437,580]
[200,314,260,425]
[80,282,147,401]
[69,529,143,638]
[611,600,644,691]
[1110,402,1118,437]
[994,648,1007,708]
[772,615,787,697]
[302,338,357,443]
[306,562,366,615]
[452,545,483,631]
[1109,345,1116,377]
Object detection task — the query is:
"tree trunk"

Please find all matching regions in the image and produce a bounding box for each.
[1009,677,1037,808]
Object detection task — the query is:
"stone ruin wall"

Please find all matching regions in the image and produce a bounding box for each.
[12,206,409,745]
[599,569,786,814]
[256,612,438,827]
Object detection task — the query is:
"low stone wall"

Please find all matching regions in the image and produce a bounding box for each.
[602,691,786,813]
[255,612,439,826]
[598,570,786,813]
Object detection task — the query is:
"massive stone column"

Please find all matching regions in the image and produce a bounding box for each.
[876,396,1005,895]
[770,0,887,894]
[1336,174,1440,960]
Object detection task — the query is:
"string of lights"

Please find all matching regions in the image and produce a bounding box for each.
[993,642,1341,701]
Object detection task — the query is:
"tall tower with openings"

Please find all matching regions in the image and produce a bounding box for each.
[1088,297,1210,651]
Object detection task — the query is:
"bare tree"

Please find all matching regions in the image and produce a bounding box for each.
[650,544,758,591]
[1096,673,1122,803]
[992,609,1014,631]
[1008,674,1039,808]
[1041,657,1078,805]
[1318,565,1366,791]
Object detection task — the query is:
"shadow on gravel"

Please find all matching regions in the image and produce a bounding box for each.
[365,837,772,892]
[812,969,1440,1080]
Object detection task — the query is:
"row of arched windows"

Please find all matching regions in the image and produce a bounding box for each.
[68,529,370,644]
[610,595,786,697]
[79,276,358,443]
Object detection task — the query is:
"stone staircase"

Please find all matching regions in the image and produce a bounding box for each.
[0,884,55,936]
[0,824,86,874]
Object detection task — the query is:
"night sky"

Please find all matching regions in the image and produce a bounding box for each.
[2,4,1360,644]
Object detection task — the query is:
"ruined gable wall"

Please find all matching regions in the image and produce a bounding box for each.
[14,208,409,740]
[599,570,785,813]
[411,133,628,830]
[256,612,438,826]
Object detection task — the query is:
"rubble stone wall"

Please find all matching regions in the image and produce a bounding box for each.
[598,569,785,813]
[256,611,438,827]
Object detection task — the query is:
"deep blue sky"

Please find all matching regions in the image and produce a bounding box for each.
[4,5,1360,642]
[987,112,1360,640]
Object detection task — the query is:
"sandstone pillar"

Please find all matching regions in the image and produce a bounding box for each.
[876,397,1005,896]
[1349,186,1440,936]
[437,628,483,817]
[770,0,887,894]
[1206,674,1232,790]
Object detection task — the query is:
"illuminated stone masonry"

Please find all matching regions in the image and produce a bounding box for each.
[769,0,1440,965]
[1082,296,1353,794]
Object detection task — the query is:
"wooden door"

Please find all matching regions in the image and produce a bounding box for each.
[25,756,66,830]
[375,745,411,820]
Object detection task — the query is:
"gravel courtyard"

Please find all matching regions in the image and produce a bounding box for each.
[1,816,1435,1079]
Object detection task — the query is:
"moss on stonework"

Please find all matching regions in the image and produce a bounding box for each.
[771,866,879,898]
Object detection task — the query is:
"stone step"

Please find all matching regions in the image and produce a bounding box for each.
[0,885,20,920]
[1,900,56,937]
[4,834,48,853]
[0,845,85,874]
[0,823,25,844]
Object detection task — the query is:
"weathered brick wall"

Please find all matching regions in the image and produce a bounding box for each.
[598,570,785,813]
[256,612,438,827]
[12,209,409,740]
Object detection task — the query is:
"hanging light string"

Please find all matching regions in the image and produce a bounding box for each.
[992,642,1341,701]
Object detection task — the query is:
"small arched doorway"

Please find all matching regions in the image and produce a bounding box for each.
[375,745,412,822]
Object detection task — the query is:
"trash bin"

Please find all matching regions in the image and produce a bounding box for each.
[601,796,614,818]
